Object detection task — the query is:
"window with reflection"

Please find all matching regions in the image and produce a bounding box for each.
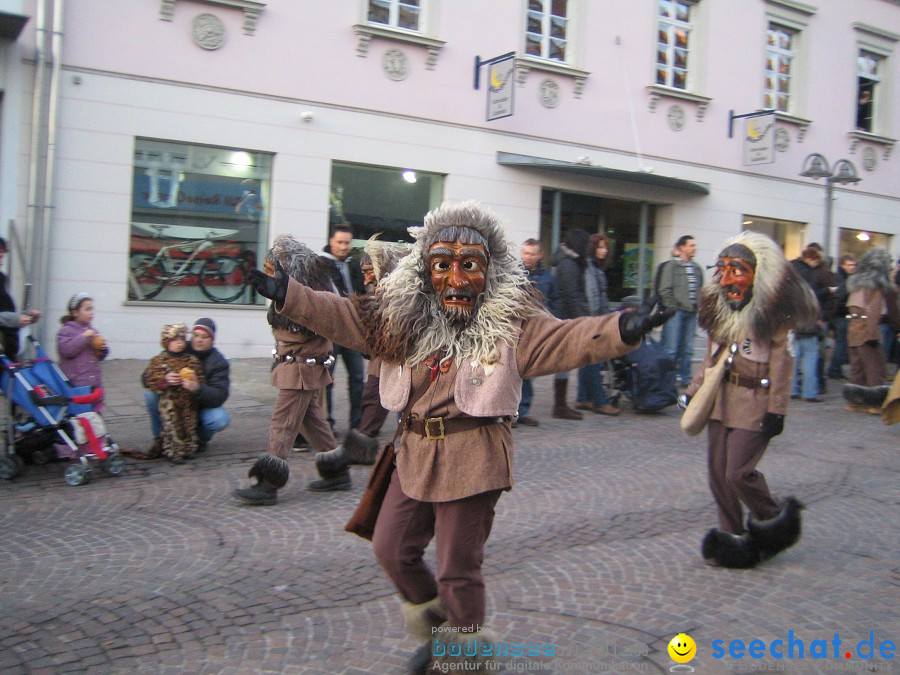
[656,0,693,89]
[763,23,796,112]
[856,51,881,132]
[525,0,568,62]
[329,162,444,245]
[128,138,270,304]
[368,0,421,31]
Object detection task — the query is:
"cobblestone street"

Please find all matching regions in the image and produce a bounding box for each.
[0,358,897,674]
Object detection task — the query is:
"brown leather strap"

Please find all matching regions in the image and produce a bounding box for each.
[406,415,505,440]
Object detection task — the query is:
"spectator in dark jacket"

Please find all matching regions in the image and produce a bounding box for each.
[549,229,591,420]
[827,254,856,379]
[140,317,230,456]
[790,246,835,401]
[515,238,555,427]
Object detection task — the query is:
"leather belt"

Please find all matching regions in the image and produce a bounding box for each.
[405,415,508,441]
[272,350,335,367]
[724,369,770,389]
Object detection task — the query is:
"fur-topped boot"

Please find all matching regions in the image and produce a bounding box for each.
[403,596,447,674]
[344,428,380,465]
[234,455,289,505]
[701,529,761,569]
[308,445,352,491]
[746,497,803,561]
[430,626,499,672]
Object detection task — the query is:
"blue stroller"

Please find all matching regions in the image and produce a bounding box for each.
[0,337,124,486]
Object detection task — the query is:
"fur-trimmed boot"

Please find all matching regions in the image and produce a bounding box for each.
[344,428,379,465]
[843,383,890,408]
[308,445,352,491]
[403,596,446,674]
[701,529,761,569]
[233,455,289,505]
[552,379,583,420]
[746,497,804,561]
[431,626,499,672]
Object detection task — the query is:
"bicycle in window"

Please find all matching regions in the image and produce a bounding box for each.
[128,224,252,303]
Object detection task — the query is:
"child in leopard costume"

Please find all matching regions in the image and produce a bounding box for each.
[142,323,205,463]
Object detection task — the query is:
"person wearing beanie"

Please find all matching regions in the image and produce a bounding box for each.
[141,317,231,455]
[56,292,108,413]
[140,323,205,464]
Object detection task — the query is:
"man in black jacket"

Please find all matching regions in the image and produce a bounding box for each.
[321,224,365,430]
[140,317,230,456]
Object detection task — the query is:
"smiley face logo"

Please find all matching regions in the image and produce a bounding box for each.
[667,633,696,664]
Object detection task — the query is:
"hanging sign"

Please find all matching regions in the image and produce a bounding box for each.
[485,53,516,121]
[743,112,776,165]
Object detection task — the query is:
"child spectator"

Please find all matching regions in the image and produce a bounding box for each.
[142,323,205,464]
[57,292,108,413]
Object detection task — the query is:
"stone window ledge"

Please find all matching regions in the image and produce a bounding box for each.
[515,56,590,98]
[774,111,811,142]
[848,130,896,159]
[646,85,712,121]
[353,23,446,69]
[159,0,265,35]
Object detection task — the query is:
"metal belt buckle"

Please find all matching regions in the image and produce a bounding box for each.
[727,370,740,385]
[424,417,445,441]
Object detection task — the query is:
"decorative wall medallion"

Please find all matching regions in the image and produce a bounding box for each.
[862,146,877,171]
[667,104,685,131]
[382,48,409,81]
[775,127,790,152]
[539,79,560,108]
[192,13,226,50]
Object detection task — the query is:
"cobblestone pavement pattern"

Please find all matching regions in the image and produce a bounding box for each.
[0,358,897,674]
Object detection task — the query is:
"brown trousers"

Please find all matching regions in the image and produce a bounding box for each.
[372,469,502,630]
[848,342,886,387]
[358,374,390,438]
[267,388,335,459]
[707,420,780,534]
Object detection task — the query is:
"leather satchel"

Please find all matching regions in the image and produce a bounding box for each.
[680,344,727,437]
[344,442,395,541]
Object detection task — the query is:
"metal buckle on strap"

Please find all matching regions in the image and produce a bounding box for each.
[424,417,445,441]
[726,370,740,385]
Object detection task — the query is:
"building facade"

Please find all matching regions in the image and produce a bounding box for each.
[1,0,898,358]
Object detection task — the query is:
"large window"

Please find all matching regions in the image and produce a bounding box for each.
[525,0,568,62]
[656,0,693,89]
[329,162,444,244]
[763,23,796,112]
[367,0,421,32]
[856,51,881,132]
[127,139,271,305]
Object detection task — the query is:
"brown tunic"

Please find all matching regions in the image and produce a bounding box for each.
[278,278,634,501]
[270,326,333,391]
[686,328,792,433]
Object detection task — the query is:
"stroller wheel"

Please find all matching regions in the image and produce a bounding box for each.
[30,446,53,465]
[104,453,126,476]
[0,455,22,480]
[64,461,92,486]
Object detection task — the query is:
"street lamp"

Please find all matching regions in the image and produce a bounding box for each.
[799,153,861,261]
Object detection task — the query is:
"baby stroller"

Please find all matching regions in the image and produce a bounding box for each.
[0,336,124,486]
[606,297,678,412]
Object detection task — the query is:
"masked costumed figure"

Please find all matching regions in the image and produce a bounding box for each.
[234,235,351,505]
[681,231,819,569]
[249,201,670,672]
[844,246,900,397]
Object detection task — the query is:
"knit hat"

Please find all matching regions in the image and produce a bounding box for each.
[160,322,187,349]
[68,292,92,312]
[191,317,216,339]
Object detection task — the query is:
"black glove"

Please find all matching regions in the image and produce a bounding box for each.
[677,393,691,410]
[618,298,675,345]
[761,412,784,439]
[249,260,288,305]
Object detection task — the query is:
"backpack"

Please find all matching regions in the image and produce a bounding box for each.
[622,336,678,412]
